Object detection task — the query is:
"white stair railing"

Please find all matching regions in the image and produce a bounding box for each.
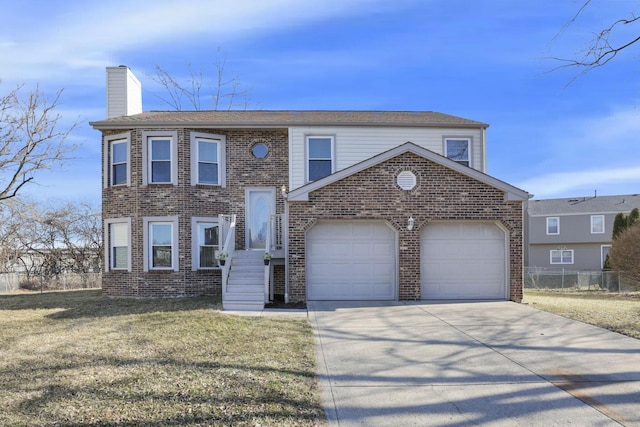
[219,214,236,298]
[264,221,271,303]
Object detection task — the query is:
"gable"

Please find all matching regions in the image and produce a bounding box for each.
[287,142,528,202]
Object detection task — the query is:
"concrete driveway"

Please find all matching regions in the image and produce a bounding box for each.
[308,301,640,426]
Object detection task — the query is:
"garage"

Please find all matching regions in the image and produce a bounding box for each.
[421,222,506,299]
[307,221,396,300]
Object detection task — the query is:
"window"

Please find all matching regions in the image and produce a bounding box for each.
[104,218,131,271]
[190,132,226,187]
[143,131,178,185]
[143,217,179,271]
[192,217,220,269]
[550,249,573,264]
[601,245,612,269]
[252,143,269,159]
[149,138,172,183]
[104,133,130,188]
[197,139,219,184]
[111,140,128,186]
[591,215,605,234]
[307,136,334,181]
[445,138,470,166]
[546,217,559,235]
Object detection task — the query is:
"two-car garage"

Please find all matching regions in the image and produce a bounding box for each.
[306,220,508,301]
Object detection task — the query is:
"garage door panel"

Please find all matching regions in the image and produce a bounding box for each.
[307,221,396,300]
[421,222,506,300]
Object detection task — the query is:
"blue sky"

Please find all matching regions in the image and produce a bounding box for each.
[2,0,639,206]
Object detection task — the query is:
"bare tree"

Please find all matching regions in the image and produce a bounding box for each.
[609,222,640,288]
[550,1,640,82]
[149,48,254,111]
[0,199,102,286]
[0,84,79,201]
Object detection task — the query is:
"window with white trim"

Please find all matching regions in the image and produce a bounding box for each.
[143,131,178,185]
[190,132,226,187]
[591,215,605,234]
[104,133,130,188]
[601,245,612,269]
[306,136,334,181]
[191,217,220,269]
[105,219,131,271]
[149,137,172,183]
[110,139,128,186]
[550,249,573,264]
[143,217,179,271]
[546,217,559,235]
[445,138,470,166]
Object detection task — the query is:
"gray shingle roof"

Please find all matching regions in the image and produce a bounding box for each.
[528,194,640,216]
[90,110,488,129]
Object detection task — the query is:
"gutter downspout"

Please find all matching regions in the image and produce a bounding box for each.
[482,127,488,173]
[284,192,290,304]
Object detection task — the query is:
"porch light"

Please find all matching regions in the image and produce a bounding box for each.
[281,185,288,199]
[407,216,415,231]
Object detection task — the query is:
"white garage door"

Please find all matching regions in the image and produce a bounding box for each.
[307,221,396,300]
[421,222,506,299]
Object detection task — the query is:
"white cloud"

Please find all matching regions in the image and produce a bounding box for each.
[517,166,640,198]
[0,0,391,85]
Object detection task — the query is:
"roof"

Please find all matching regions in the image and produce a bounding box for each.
[287,142,529,202]
[90,110,488,129]
[528,194,640,216]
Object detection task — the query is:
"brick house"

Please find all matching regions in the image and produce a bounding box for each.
[91,66,529,309]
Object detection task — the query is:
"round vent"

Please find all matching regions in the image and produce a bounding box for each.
[397,171,417,190]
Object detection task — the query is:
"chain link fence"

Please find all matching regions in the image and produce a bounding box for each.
[524,267,637,292]
[0,272,101,293]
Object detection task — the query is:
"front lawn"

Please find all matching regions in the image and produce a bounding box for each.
[0,290,325,426]
[523,289,640,340]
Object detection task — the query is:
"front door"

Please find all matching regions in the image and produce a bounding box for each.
[245,188,276,250]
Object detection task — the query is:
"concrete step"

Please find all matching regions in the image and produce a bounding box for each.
[227,284,263,293]
[232,250,264,259]
[225,292,263,301]
[223,301,264,311]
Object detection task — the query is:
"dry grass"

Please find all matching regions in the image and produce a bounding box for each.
[524,289,640,340]
[0,290,325,426]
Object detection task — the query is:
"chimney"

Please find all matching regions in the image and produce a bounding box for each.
[106,66,142,118]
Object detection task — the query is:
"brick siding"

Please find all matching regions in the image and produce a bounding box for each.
[102,128,523,302]
[287,152,524,302]
[102,128,288,297]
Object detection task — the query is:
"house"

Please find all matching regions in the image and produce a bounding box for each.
[526,194,640,270]
[90,66,529,309]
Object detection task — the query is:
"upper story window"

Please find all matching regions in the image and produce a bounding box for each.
[550,249,573,264]
[105,218,131,271]
[591,215,605,234]
[149,138,172,183]
[197,139,219,184]
[307,136,334,181]
[142,131,178,186]
[104,132,130,188]
[445,138,470,167]
[190,132,226,187]
[546,217,559,235]
[191,217,220,270]
[143,216,179,271]
[111,140,128,186]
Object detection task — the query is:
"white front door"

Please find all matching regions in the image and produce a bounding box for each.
[245,188,276,250]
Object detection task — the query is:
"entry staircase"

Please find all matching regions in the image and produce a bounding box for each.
[219,213,284,311]
[222,250,265,311]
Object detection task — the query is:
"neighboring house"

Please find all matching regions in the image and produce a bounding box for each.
[90,66,529,309]
[526,194,640,270]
